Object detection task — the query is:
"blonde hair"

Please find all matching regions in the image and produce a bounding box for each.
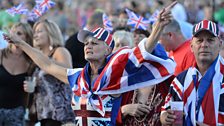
[33,19,64,48]
[2,22,33,58]
[113,30,134,48]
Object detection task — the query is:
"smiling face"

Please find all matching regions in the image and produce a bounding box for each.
[84,36,111,62]
[191,30,221,64]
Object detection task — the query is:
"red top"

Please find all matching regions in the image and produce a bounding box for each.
[169,39,195,76]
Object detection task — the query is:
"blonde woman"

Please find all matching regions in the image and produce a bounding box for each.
[0,22,33,126]
[27,19,75,126]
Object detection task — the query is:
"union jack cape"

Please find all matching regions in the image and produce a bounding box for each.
[67,39,176,116]
[162,55,224,126]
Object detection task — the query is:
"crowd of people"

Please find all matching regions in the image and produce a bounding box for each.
[1,0,224,126]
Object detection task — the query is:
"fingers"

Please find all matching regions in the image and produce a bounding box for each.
[23,82,28,92]
[138,104,150,112]
[165,1,178,11]
[3,34,13,43]
[135,110,145,117]
[162,110,176,125]
[135,104,150,117]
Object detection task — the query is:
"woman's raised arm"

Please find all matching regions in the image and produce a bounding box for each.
[4,34,69,84]
[145,1,177,53]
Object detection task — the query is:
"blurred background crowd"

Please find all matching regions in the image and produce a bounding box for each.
[0,0,224,42]
[1,0,224,126]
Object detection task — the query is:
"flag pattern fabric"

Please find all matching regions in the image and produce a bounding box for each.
[6,3,29,16]
[193,20,219,37]
[91,27,115,50]
[28,5,44,21]
[72,94,121,126]
[125,8,150,30]
[102,13,113,32]
[162,55,224,126]
[5,0,56,21]
[35,0,56,14]
[149,10,160,25]
[67,38,176,117]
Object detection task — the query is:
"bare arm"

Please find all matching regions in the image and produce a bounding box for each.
[21,42,69,83]
[145,1,177,53]
[5,34,69,84]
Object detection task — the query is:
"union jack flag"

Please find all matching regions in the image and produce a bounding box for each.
[27,5,44,21]
[162,55,224,125]
[67,38,176,116]
[35,0,56,13]
[125,8,150,30]
[149,10,160,25]
[102,13,113,32]
[6,3,29,16]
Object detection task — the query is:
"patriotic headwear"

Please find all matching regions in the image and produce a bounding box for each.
[78,27,115,50]
[193,20,219,37]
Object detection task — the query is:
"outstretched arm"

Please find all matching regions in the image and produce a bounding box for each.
[4,34,69,84]
[145,1,177,53]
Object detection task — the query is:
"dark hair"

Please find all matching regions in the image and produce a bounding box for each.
[112,26,131,34]
[133,29,150,37]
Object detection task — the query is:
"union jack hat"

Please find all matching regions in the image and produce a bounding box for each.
[78,27,114,50]
[193,20,219,37]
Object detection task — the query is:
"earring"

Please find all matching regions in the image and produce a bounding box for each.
[49,45,53,51]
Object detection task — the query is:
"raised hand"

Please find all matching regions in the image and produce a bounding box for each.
[154,1,177,28]
[145,1,177,53]
[3,33,25,45]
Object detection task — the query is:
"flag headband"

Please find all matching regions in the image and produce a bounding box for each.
[193,20,219,37]
[77,27,115,50]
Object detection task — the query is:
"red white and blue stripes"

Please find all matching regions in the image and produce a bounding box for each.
[91,27,115,50]
[193,20,219,37]
[67,38,175,116]
[162,55,224,126]
[125,8,151,30]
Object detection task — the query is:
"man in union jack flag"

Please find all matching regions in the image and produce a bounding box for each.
[160,20,224,126]
[6,1,177,126]
[6,3,28,16]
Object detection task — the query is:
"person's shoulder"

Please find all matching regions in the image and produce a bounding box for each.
[54,47,71,55]
[52,47,72,59]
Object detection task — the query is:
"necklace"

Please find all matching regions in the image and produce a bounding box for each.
[133,85,157,123]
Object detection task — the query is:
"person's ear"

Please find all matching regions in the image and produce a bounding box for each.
[190,38,194,52]
[105,47,112,56]
[167,32,172,37]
